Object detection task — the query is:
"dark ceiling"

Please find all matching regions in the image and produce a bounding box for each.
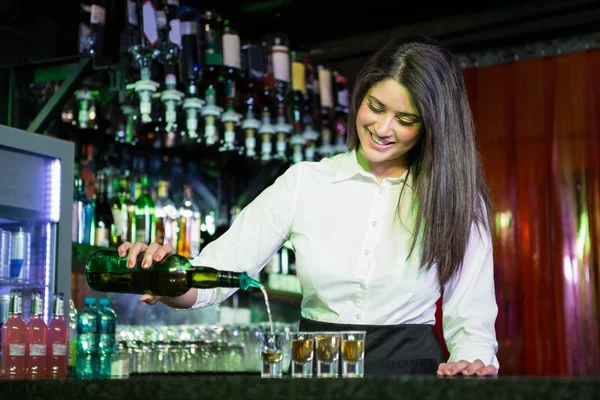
[0,0,599,67]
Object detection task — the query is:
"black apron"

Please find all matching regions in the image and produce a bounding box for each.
[298,317,445,376]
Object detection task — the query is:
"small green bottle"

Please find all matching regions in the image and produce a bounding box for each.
[85,250,261,297]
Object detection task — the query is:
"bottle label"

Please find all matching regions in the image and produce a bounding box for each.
[29,344,47,356]
[127,0,138,26]
[169,19,182,48]
[292,61,306,93]
[142,0,159,47]
[53,343,68,356]
[112,208,124,240]
[223,33,241,69]
[95,227,110,248]
[90,5,106,25]
[272,45,290,83]
[318,68,333,108]
[9,343,26,356]
[337,89,349,108]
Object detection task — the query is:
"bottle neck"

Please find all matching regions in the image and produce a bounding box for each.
[187,268,260,290]
[53,296,64,317]
[9,294,21,315]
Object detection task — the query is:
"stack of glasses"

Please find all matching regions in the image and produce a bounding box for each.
[261,331,366,378]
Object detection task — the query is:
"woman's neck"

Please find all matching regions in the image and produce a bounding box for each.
[356,147,410,183]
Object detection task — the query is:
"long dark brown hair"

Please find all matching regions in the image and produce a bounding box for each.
[346,36,493,286]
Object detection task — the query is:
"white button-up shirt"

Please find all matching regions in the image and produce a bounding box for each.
[191,149,499,369]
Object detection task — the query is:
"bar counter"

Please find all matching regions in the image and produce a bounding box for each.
[1,374,598,400]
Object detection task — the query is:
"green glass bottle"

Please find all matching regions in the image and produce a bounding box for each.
[85,250,261,297]
[133,174,155,244]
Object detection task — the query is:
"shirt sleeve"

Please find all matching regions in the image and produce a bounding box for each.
[441,222,500,371]
[188,162,303,309]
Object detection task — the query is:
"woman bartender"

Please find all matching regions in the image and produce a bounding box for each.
[119,35,499,377]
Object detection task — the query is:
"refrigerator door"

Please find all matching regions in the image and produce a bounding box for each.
[0,125,74,321]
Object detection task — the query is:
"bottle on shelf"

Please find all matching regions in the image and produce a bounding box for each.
[25,290,48,379]
[67,298,78,376]
[93,170,115,248]
[76,297,99,379]
[1,289,26,380]
[86,249,262,296]
[73,177,95,245]
[47,293,69,379]
[155,179,179,249]
[133,174,156,245]
[177,183,201,259]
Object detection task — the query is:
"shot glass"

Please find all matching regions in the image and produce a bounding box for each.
[341,331,366,378]
[290,332,315,378]
[314,332,340,378]
[261,331,284,378]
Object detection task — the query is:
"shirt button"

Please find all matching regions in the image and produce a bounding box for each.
[355,314,361,320]
[364,250,370,256]
[379,188,384,194]
[372,221,377,227]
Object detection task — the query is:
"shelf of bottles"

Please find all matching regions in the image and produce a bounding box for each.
[63,0,350,162]
[63,1,339,302]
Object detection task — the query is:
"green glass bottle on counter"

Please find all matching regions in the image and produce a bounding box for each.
[85,250,261,297]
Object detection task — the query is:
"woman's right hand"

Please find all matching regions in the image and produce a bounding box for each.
[117,241,176,305]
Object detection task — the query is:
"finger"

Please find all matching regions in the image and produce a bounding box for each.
[152,242,175,262]
[476,365,498,376]
[142,242,163,268]
[118,241,133,257]
[127,242,148,268]
[140,294,161,305]
[462,359,485,375]
[444,360,471,375]
[437,363,448,376]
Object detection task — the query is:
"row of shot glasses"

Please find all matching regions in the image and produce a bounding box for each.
[261,331,366,378]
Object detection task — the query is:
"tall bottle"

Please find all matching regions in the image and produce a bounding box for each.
[1,289,26,380]
[67,299,78,376]
[86,249,262,296]
[94,171,115,248]
[26,291,48,379]
[177,183,201,258]
[76,297,99,379]
[97,298,117,379]
[133,174,156,244]
[109,174,132,245]
[155,179,179,249]
[73,177,94,244]
[47,294,69,379]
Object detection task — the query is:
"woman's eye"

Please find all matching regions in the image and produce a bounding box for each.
[397,117,416,126]
[368,103,383,113]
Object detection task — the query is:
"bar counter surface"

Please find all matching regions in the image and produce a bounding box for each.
[1,374,598,400]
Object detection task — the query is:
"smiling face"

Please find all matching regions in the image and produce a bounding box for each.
[356,79,423,180]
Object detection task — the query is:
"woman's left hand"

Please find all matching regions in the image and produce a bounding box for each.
[437,359,497,377]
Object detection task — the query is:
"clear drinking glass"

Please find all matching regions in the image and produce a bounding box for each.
[261,331,284,378]
[314,332,340,378]
[290,332,314,378]
[340,331,366,378]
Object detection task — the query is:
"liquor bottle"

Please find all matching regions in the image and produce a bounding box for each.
[89,0,108,58]
[317,65,335,159]
[47,294,69,379]
[155,179,179,248]
[133,174,156,244]
[109,173,132,245]
[289,50,307,164]
[1,290,26,380]
[332,69,350,154]
[94,171,115,248]
[73,177,94,244]
[86,249,262,296]
[177,183,201,258]
[25,291,48,379]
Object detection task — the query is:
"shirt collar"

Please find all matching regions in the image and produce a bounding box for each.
[332,148,413,188]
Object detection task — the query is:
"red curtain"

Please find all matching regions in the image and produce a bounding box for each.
[456,49,600,376]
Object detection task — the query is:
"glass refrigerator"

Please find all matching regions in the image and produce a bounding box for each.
[0,124,74,326]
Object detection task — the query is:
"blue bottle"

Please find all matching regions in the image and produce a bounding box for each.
[97,298,117,379]
[76,297,99,379]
